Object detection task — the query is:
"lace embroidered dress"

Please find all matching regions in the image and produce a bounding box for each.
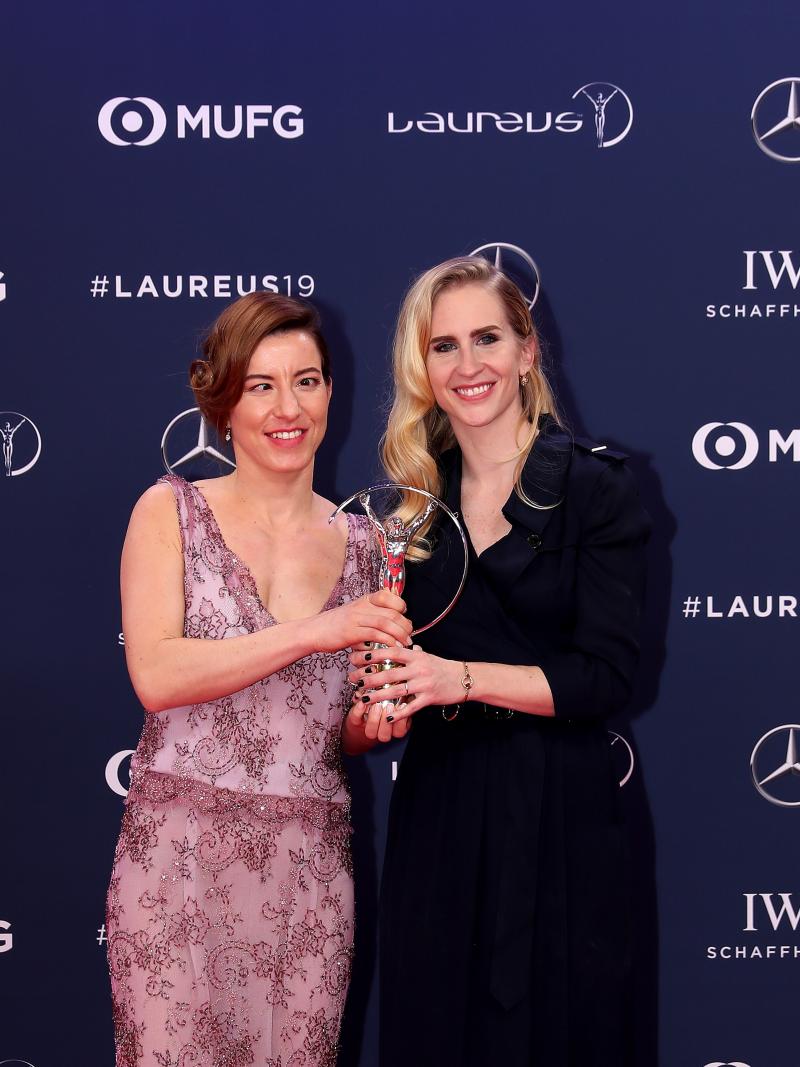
[107,475,378,1067]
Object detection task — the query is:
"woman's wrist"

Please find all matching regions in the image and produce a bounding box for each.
[341,704,377,755]
[449,658,478,704]
[279,615,318,662]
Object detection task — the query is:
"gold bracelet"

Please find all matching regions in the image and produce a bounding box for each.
[442,661,475,722]
[460,661,474,699]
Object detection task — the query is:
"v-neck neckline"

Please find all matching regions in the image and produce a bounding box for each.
[188,479,352,627]
[453,452,516,561]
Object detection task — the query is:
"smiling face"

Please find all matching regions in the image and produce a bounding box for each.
[425,282,534,439]
[227,329,331,474]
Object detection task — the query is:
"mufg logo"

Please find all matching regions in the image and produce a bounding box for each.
[98,97,304,145]
[692,422,800,469]
[0,919,13,953]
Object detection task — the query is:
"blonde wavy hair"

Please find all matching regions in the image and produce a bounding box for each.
[380,255,561,558]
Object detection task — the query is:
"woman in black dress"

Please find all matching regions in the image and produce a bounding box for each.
[349,256,650,1066]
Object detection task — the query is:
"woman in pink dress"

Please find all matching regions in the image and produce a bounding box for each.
[106,292,412,1067]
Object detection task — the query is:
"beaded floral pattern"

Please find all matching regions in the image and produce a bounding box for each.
[107,476,379,1066]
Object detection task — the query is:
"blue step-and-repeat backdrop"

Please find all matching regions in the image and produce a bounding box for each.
[2,2,800,1065]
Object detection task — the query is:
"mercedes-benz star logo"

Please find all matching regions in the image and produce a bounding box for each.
[161,408,235,476]
[750,724,800,807]
[0,412,42,477]
[470,242,541,309]
[752,77,800,162]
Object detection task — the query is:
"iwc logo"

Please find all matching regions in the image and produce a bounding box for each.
[0,412,42,477]
[750,725,800,807]
[161,407,235,478]
[752,77,800,162]
[470,242,541,309]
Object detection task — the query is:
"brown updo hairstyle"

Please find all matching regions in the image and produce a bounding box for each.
[190,292,331,437]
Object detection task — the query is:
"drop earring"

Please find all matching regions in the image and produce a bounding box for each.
[520,373,529,387]
[225,425,232,442]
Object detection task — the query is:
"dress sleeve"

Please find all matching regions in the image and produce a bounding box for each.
[538,461,651,721]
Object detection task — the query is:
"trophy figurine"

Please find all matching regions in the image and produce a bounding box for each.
[359,492,437,597]
[330,484,468,710]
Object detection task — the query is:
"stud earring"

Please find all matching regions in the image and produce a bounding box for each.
[224,425,232,442]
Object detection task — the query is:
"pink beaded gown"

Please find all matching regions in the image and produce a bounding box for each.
[107,475,378,1067]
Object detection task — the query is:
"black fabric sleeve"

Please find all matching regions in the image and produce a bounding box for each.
[539,461,651,721]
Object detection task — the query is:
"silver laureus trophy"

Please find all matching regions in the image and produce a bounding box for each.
[330,483,468,708]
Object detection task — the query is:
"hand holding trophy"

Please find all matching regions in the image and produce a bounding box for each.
[330,483,468,713]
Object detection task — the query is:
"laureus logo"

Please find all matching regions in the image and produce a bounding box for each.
[571,82,633,148]
[387,82,632,147]
[0,413,42,477]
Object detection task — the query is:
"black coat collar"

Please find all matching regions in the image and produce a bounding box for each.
[414,418,573,600]
[439,415,571,538]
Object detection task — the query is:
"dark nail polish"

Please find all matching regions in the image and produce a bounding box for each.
[356,680,364,688]
[365,666,374,674]
[386,715,394,723]
[365,652,372,661]
[361,695,370,703]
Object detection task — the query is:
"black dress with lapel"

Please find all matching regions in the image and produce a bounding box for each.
[379,418,651,1067]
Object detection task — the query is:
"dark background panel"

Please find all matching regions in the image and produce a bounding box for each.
[2,2,800,1065]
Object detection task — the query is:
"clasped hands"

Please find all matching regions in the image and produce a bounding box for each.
[346,639,467,744]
